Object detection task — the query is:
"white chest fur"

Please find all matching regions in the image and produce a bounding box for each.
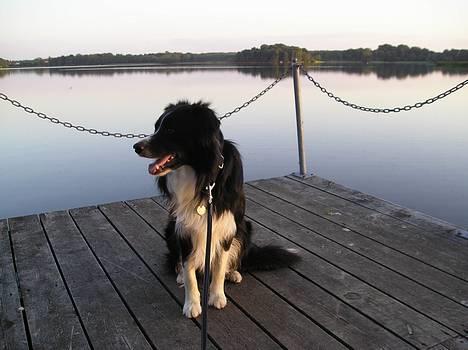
[166,166,237,270]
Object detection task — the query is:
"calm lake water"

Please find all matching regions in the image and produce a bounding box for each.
[1,64,467,228]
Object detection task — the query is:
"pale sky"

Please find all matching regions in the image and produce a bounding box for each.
[1,0,467,60]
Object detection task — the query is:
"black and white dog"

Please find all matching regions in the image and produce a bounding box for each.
[134,101,300,318]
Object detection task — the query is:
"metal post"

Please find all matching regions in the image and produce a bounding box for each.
[292,59,308,177]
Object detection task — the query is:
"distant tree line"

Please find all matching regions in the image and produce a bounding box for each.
[312,44,468,63]
[2,44,468,68]
[7,52,236,68]
[0,58,8,68]
[235,44,316,65]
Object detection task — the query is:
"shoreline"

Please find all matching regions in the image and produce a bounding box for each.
[2,61,468,71]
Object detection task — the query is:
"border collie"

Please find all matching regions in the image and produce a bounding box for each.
[134,101,300,318]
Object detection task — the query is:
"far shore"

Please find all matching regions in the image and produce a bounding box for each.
[2,61,468,71]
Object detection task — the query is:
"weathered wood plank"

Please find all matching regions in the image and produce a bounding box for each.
[0,220,29,350]
[250,177,468,280]
[109,199,284,350]
[100,203,286,348]
[223,275,349,350]
[8,215,90,350]
[247,216,458,348]
[245,185,468,306]
[4,174,467,349]
[292,175,468,243]
[115,199,346,350]
[42,210,159,350]
[245,197,468,337]
[428,336,468,350]
[151,197,422,349]
[249,268,414,350]
[152,196,386,350]
[88,204,216,350]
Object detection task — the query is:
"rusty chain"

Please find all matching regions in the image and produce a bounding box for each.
[0,70,290,138]
[301,66,468,113]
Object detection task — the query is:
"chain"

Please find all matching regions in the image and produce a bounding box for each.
[0,93,150,138]
[219,69,290,120]
[0,71,289,138]
[301,66,468,113]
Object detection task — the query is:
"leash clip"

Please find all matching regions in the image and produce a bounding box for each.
[207,182,215,204]
[198,182,215,215]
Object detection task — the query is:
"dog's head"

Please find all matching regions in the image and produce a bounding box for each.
[133,101,224,180]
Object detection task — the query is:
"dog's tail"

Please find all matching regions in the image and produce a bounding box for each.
[242,244,301,271]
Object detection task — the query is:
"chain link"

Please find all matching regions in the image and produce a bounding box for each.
[219,69,290,121]
[301,66,468,113]
[0,71,289,138]
[0,92,151,138]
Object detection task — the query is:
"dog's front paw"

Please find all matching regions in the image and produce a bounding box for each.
[208,292,227,309]
[226,270,243,283]
[183,300,202,318]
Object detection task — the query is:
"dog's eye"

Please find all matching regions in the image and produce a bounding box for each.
[166,128,175,134]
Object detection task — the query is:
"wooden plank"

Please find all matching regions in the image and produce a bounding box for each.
[249,218,461,347]
[245,212,459,348]
[250,177,468,280]
[148,198,356,349]
[293,175,468,243]
[110,199,345,350]
[244,196,468,336]
[249,268,414,349]
[105,199,284,349]
[150,197,418,349]
[0,220,29,350]
[428,336,468,350]
[42,210,159,350]
[70,205,216,350]
[8,215,90,350]
[223,275,348,350]
[248,268,413,350]
[245,185,468,307]
[155,197,420,349]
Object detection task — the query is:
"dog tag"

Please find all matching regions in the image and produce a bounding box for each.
[196,205,206,216]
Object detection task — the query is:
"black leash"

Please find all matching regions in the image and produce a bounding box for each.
[201,182,215,350]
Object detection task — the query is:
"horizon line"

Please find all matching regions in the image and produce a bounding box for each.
[4,43,468,62]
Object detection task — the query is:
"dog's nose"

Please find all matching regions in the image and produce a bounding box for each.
[133,142,144,154]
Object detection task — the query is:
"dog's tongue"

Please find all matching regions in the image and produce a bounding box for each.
[148,154,172,175]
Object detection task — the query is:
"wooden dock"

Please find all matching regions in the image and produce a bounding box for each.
[2,175,468,350]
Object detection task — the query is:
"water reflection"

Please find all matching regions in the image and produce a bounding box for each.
[1,63,467,80]
[0,65,467,228]
[309,63,468,80]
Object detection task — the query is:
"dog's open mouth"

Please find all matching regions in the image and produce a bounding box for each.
[148,153,177,175]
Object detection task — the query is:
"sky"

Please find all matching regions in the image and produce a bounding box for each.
[1,0,468,60]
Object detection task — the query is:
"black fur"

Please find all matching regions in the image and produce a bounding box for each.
[236,221,301,272]
[134,100,300,274]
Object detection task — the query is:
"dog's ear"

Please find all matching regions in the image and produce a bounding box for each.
[192,102,222,170]
[193,129,224,200]
[198,125,224,179]
[190,104,224,195]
